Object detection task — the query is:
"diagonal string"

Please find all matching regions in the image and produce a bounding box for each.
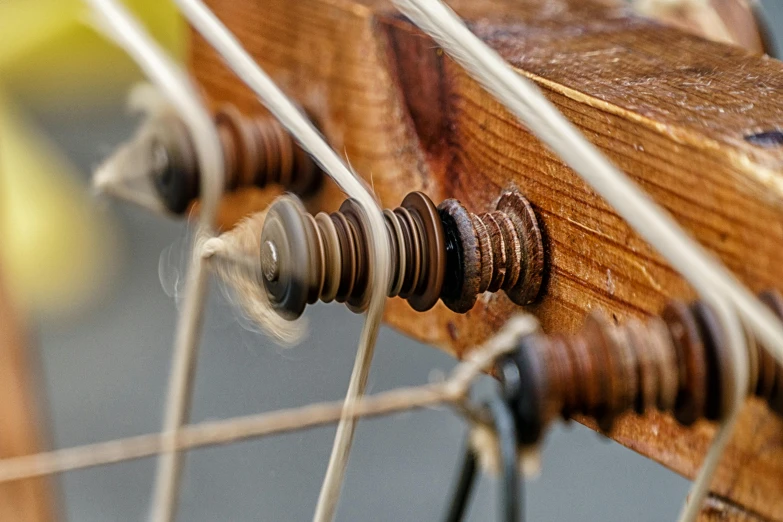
[84,2,224,521]
[159,2,391,520]
[387,1,764,520]
[0,316,537,486]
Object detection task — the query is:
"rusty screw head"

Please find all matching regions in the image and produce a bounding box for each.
[437,199,481,313]
[495,191,544,306]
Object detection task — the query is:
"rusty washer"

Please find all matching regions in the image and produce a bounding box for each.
[150,103,321,215]
[260,190,545,320]
[496,288,783,444]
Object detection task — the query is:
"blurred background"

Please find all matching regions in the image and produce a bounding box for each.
[2,1,782,521]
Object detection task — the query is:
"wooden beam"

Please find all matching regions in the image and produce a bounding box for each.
[0,267,56,521]
[190,0,783,520]
[699,495,771,522]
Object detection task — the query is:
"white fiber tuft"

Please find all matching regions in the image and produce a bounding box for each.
[201,201,307,346]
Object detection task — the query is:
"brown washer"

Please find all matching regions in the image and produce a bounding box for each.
[759,290,783,413]
[625,318,658,414]
[549,335,575,418]
[647,316,679,413]
[662,301,707,426]
[395,206,421,298]
[496,191,545,305]
[315,212,342,303]
[402,192,447,312]
[609,319,638,416]
[340,199,372,313]
[582,312,617,430]
[331,212,357,303]
[437,199,482,313]
[690,301,735,422]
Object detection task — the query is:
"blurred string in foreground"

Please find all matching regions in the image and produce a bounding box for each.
[0,0,184,317]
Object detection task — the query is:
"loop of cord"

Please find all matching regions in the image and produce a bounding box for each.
[92,84,175,215]
[200,203,306,345]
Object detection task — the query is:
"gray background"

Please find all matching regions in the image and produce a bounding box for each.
[21,2,783,520]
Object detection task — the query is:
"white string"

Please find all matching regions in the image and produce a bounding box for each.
[84,2,224,522]
[0,314,537,484]
[168,2,391,520]
[390,1,760,519]
[676,291,746,522]
[92,84,174,215]
[200,203,307,346]
[392,0,783,366]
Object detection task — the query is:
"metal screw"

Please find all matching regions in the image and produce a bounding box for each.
[261,240,280,282]
[149,103,322,215]
[498,289,783,444]
[259,190,546,320]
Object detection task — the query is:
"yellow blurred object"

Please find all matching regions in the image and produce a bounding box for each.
[0,0,186,315]
[0,90,119,316]
[0,0,185,105]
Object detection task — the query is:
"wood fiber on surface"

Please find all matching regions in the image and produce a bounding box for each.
[190,0,783,519]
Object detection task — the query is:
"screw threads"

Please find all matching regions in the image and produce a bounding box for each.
[438,193,544,313]
[261,190,546,320]
[261,192,446,319]
[500,289,783,443]
[151,104,320,215]
[474,210,524,294]
[215,106,319,196]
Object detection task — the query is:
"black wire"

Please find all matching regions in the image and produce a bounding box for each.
[443,442,478,522]
[487,395,522,522]
[442,394,525,522]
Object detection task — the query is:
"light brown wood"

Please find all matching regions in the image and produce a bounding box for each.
[637,0,770,54]
[699,495,769,521]
[0,267,56,521]
[191,0,783,519]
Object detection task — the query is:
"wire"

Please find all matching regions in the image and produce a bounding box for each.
[84,2,225,522]
[486,395,521,522]
[168,2,391,520]
[390,1,757,520]
[442,395,524,522]
[0,315,536,484]
[443,444,478,522]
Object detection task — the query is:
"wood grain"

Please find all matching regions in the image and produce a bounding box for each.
[190,0,783,519]
[699,495,771,522]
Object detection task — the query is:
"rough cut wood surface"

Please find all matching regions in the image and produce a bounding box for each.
[190,0,783,519]
[699,495,769,522]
